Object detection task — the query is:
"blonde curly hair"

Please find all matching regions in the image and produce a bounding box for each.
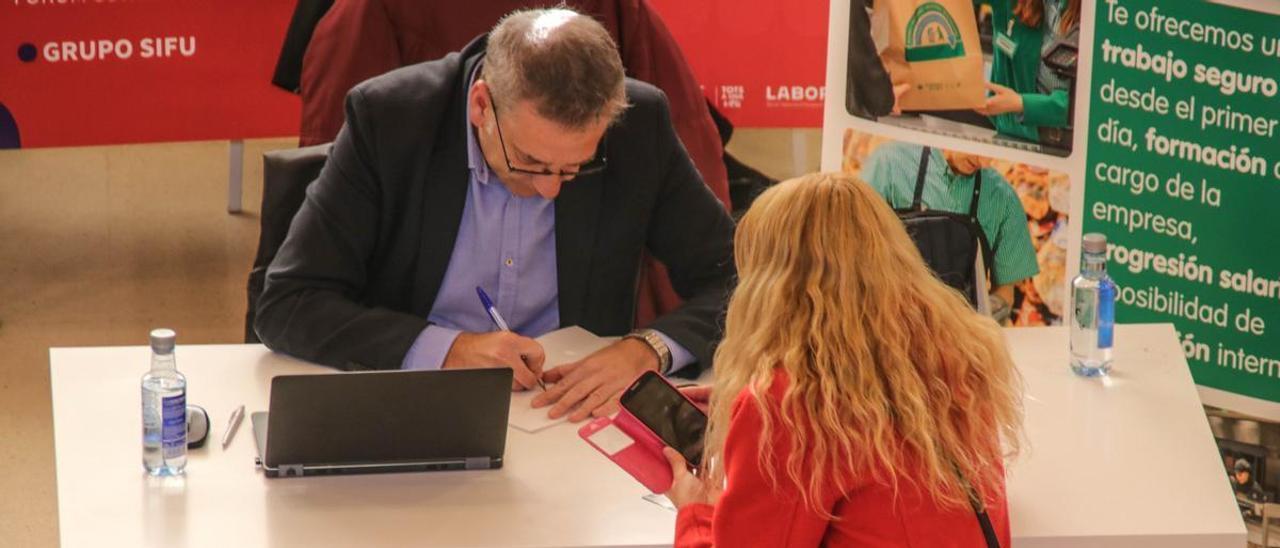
[703,172,1023,515]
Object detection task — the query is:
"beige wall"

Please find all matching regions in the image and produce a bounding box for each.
[725,128,823,182]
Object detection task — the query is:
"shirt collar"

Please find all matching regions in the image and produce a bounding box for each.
[465,59,495,185]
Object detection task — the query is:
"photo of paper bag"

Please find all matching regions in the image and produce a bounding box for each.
[876,0,984,110]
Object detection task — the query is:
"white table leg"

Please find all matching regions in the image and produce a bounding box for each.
[791,129,809,178]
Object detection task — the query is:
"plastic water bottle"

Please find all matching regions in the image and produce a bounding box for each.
[142,328,187,475]
[1070,234,1118,376]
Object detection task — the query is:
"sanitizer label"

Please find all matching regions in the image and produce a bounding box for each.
[161,394,186,458]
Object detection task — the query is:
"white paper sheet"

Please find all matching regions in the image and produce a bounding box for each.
[538,325,618,367]
[506,326,617,433]
[642,494,677,512]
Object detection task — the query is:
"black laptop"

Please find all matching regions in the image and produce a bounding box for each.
[252,368,511,478]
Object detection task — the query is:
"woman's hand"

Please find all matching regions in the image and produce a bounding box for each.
[890,83,912,116]
[678,385,712,413]
[977,82,1024,116]
[662,447,719,509]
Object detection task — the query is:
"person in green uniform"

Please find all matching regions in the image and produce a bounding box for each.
[859,141,1039,317]
[978,0,1082,144]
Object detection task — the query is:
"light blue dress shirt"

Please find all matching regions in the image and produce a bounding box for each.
[402,66,692,373]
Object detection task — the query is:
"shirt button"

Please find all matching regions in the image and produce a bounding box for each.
[505,258,514,267]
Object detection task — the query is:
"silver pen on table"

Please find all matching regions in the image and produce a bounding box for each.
[221,404,245,449]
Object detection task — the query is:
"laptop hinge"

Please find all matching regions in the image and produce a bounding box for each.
[280,464,305,477]
[465,457,489,470]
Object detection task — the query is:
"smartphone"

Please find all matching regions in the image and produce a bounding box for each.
[619,370,707,467]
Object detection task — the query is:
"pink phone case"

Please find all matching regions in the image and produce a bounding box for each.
[578,411,672,493]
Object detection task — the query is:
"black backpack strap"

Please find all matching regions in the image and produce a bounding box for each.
[912,146,931,211]
[967,486,1001,548]
[954,463,1001,548]
[968,168,983,220]
[967,169,996,279]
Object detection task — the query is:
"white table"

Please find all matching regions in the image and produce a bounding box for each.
[50,324,1243,547]
[1003,324,1243,548]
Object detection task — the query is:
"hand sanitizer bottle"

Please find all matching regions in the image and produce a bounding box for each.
[1070,234,1118,376]
[142,328,187,475]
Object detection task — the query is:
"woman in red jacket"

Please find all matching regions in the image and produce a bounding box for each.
[663,172,1024,547]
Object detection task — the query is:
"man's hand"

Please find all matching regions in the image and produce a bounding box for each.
[443,331,546,390]
[531,338,658,422]
[976,82,1024,116]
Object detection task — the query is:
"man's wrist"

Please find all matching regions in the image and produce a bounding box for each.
[403,325,462,371]
[619,338,660,372]
[623,329,672,375]
[441,331,476,370]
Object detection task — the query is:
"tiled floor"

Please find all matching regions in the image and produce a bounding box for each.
[0,129,817,547]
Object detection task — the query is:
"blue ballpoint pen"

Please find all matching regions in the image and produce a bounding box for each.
[476,286,545,391]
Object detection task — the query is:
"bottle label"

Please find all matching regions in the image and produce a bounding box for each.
[1098,283,1116,349]
[1074,291,1095,330]
[161,393,186,458]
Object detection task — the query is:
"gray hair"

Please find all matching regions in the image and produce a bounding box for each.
[483,7,628,128]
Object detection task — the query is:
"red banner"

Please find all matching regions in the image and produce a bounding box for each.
[0,0,299,149]
[0,1,827,148]
[648,0,828,128]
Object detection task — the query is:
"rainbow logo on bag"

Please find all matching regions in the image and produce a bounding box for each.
[905,2,966,62]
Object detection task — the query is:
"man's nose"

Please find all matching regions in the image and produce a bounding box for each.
[532,175,566,199]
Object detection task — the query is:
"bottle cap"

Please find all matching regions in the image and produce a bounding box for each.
[150,328,176,354]
[1082,233,1107,254]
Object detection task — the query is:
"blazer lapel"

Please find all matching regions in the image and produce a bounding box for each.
[411,39,487,316]
[411,137,468,316]
[555,172,604,328]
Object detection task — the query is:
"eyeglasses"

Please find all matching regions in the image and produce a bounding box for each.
[489,95,608,179]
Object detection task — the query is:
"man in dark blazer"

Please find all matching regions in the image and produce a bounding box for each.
[255,8,735,422]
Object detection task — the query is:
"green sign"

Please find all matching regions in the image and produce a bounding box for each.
[1085,0,1280,408]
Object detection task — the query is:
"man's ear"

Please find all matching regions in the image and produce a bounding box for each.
[468,80,491,129]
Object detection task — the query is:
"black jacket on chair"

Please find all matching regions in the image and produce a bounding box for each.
[254,36,736,374]
[271,0,334,93]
